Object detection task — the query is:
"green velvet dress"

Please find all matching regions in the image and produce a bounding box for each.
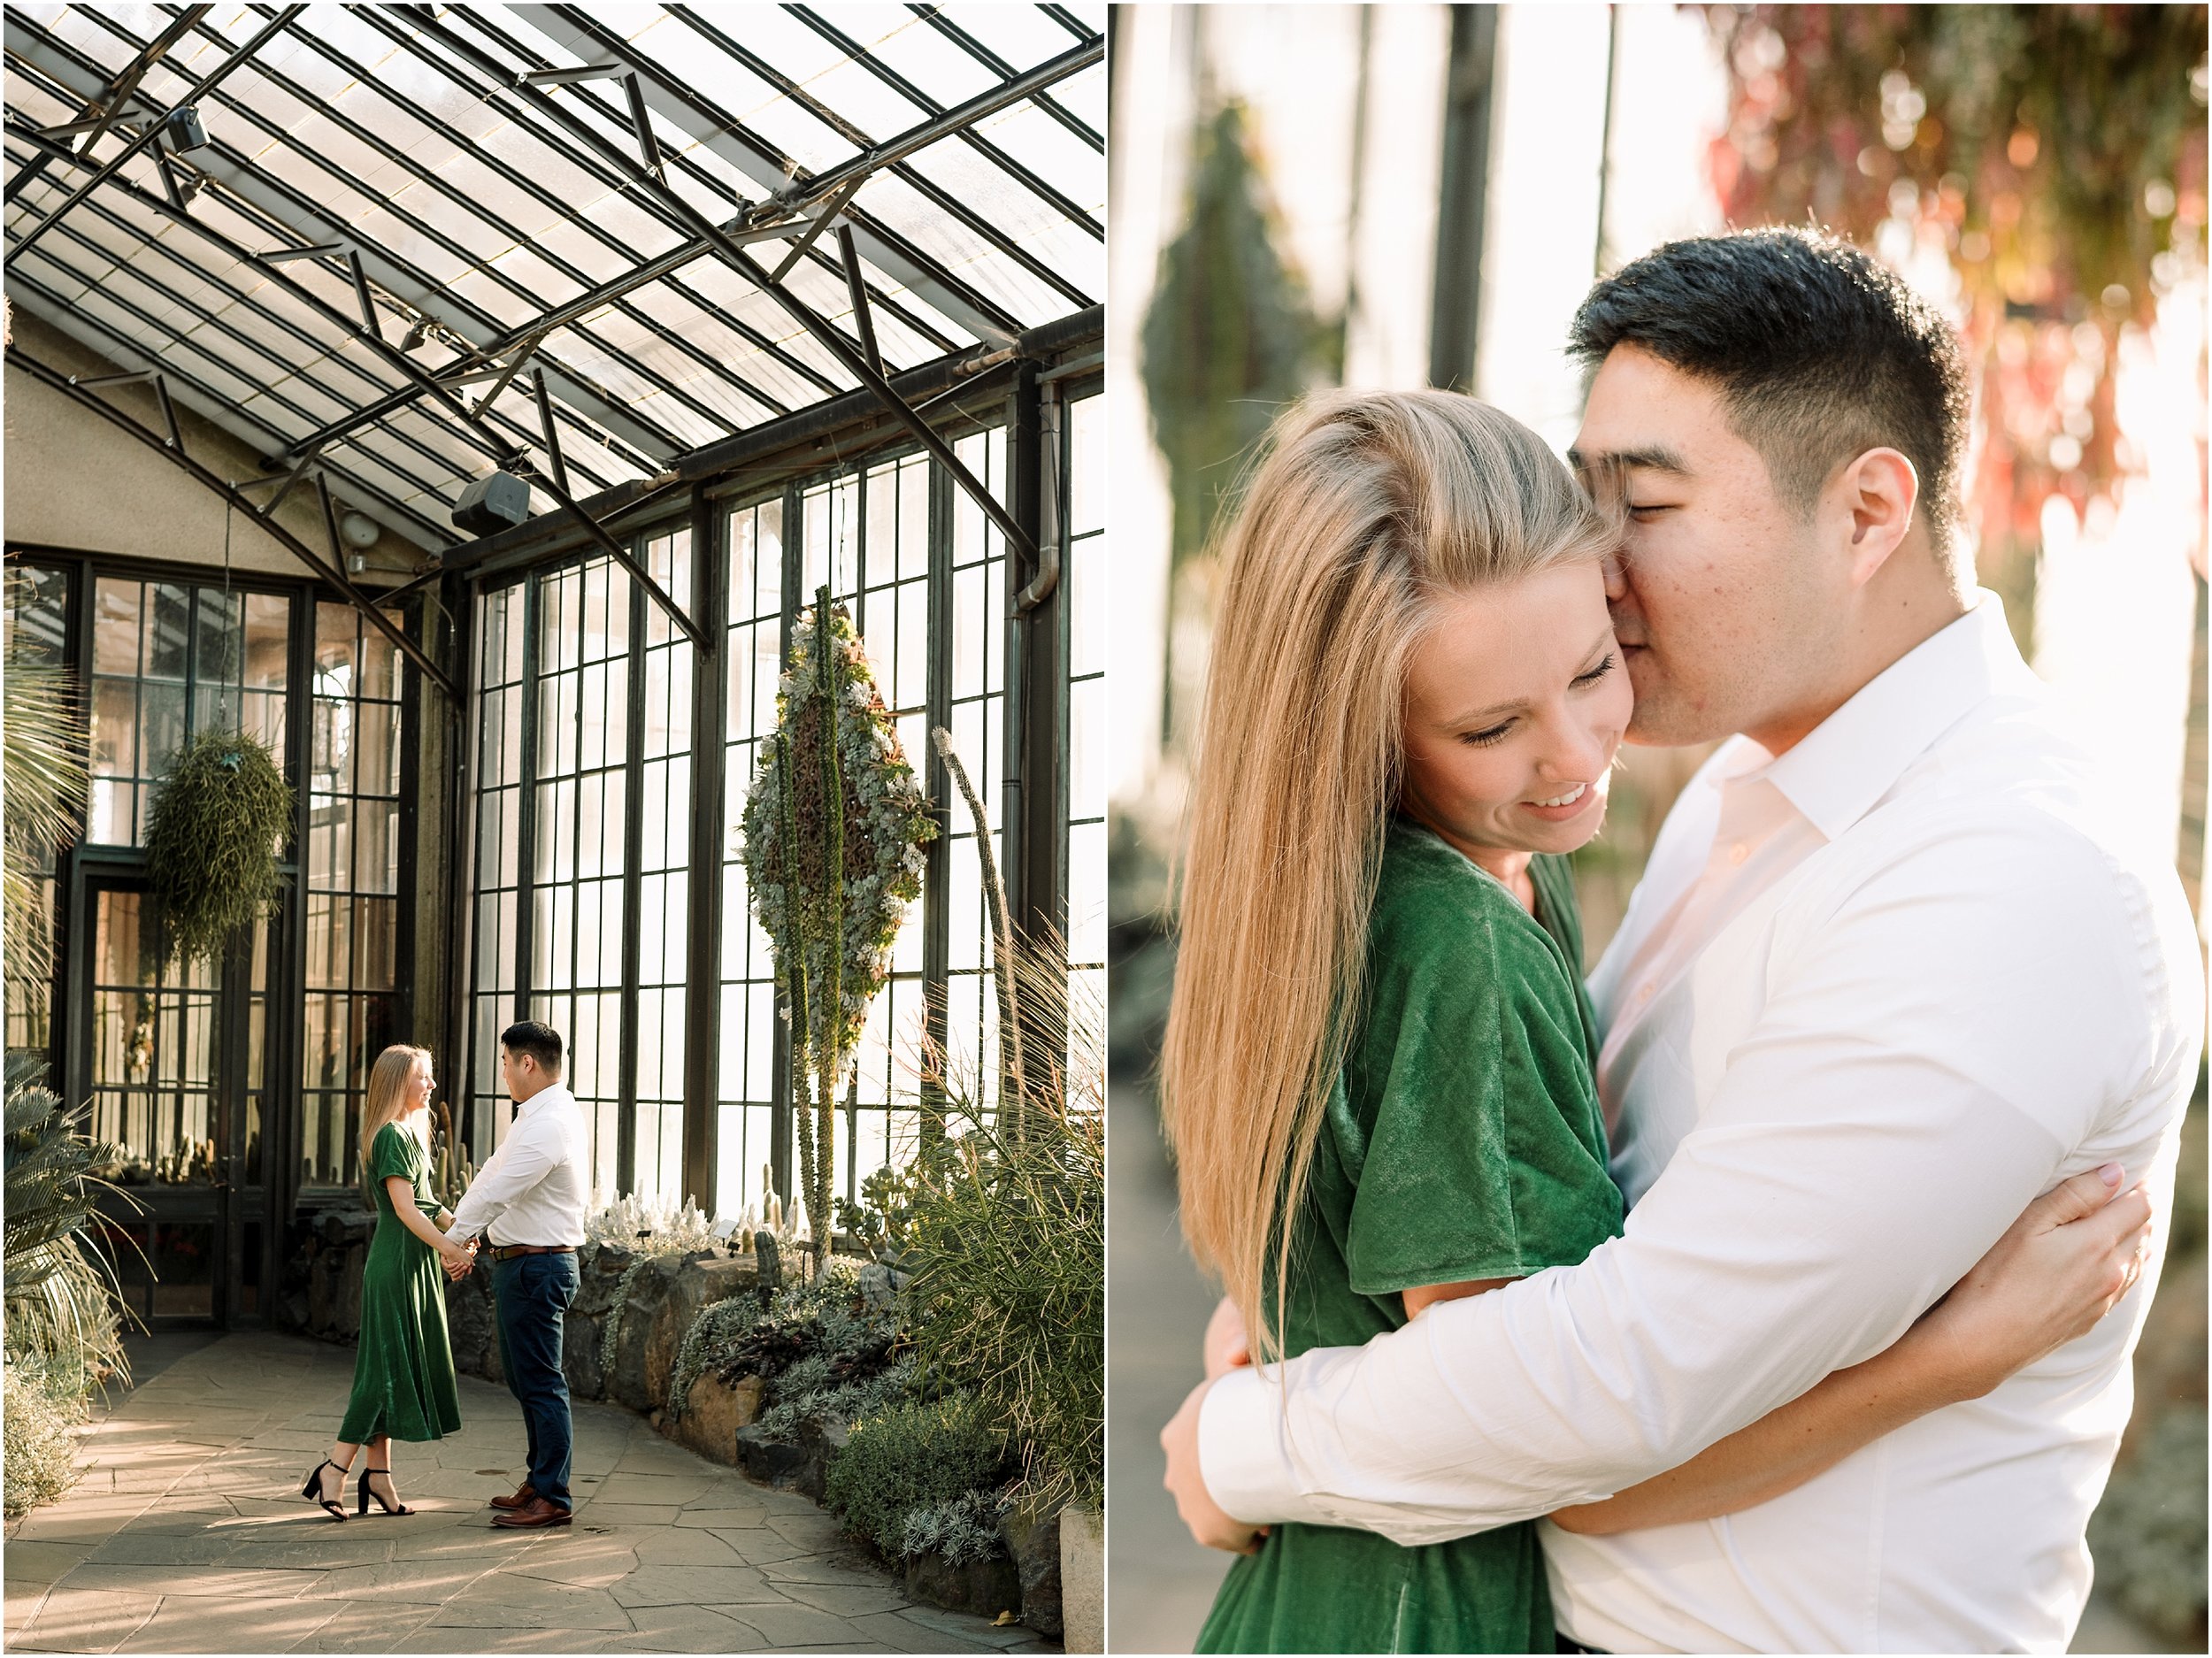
[1196,821,1625,1655]
[337,1123,463,1444]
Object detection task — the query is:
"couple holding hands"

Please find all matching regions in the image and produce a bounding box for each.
[298,1020,588,1531]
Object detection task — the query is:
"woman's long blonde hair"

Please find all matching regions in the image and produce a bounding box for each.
[359,1044,433,1183]
[1160,390,1617,1362]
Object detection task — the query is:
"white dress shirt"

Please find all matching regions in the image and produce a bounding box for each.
[1199,596,2203,1653]
[447,1084,590,1249]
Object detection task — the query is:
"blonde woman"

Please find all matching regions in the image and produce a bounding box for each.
[1161,391,2152,1653]
[300,1045,473,1521]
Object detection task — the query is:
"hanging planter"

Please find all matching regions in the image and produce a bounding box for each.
[740,586,934,1276]
[142,727,293,970]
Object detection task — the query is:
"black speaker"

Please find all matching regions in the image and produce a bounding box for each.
[165,105,208,152]
[452,470,531,536]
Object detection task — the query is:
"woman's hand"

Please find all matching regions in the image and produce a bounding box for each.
[1163,1376,1267,1554]
[1202,1295,1251,1379]
[1912,1163,2154,1401]
[437,1237,476,1279]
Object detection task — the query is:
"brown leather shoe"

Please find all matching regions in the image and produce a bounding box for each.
[489,1495,572,1529]
[488,1482,536,1511]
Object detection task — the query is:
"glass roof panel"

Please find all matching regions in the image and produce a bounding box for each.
[972,92,1105,214]
[935,5,1089,75]
[826,7,997,110]
[7,4,1098,553]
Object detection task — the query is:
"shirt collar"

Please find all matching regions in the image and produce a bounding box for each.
[1740,592,2039,842]
[516,1082,574,1117]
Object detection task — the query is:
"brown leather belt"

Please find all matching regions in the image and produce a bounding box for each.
[488,1244,578,1262]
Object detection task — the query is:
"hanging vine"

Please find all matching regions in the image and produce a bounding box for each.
[740,587,934,1276]
[142,726,294,969]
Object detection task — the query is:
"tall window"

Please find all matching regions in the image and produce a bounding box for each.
[937,429,1013,1156]
[466,539,695,1204]
[466,401,1098,1224]
[528,557,633,1198]
[632,529,695,1203]
[467,582,527,1165]
[1064,391,1107,1029]
[718,498,787,1220]
[300,603,405,1186]
[716,436,1010,1222]
[88,578,288,846]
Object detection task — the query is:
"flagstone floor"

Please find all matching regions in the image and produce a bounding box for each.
[3,1330,1051,1654]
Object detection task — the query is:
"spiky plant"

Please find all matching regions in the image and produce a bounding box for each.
[898,927,1104,1515]
[142,725,293,969]
[3,1058,133,1398]
[2,624,87,986]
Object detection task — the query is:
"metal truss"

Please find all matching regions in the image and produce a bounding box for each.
[7,343,458,702]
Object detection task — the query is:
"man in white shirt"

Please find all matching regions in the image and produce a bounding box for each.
[1163,229,2203,1651]
[447,1019,591,1530]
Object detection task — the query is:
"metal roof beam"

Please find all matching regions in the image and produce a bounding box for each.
[282,4,1094,462]
[4,4,211,204]
[9,5,302,260]
[1,118,526,475]
[3,16,680,469]
[4,274,454,552]
[487,44,1040,565]
[7,343,459,703]
[908,3,1103,154]
[508,4,1095,342]
[657,4,1086,317]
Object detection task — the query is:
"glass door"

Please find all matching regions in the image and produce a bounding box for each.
[80,879,270,1325]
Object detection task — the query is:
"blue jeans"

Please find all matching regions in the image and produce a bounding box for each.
[492,1251,579,1511]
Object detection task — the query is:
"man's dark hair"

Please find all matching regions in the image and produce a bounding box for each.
[1569,227,1970,554]
[501,1020,564,1074]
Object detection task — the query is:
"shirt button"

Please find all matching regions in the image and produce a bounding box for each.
[1636,983,1655,1004]
[1728,841,1749,865]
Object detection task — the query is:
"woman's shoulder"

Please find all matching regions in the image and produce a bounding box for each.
[372,1121,423,1164]
[1374,823,1554,960]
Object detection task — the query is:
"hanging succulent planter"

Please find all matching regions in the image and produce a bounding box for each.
[142,726,294,970]
[741,586,934,1277]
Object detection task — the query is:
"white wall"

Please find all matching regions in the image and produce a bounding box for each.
[4,310,425,586]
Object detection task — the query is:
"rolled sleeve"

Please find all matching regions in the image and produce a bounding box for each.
[1196,816,2148,1541]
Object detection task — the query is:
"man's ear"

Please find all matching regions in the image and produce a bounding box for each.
[1832,447,1919,587]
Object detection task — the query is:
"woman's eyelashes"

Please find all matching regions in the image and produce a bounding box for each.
[1455,658,1614,747]
[1572,653,1617,687]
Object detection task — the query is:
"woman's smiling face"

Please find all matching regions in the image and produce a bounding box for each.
[1399,560,1632,863]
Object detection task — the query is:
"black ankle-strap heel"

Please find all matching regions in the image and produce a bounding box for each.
[357,1465,414,1516]
[300,1459,348,1522]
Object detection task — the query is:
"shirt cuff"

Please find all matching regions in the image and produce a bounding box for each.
[1198,1365,1337,1528]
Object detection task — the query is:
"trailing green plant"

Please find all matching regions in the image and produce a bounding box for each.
[741,587,934,1276]
[900,924,1105,1514]
[142,725,294,969]
[598,1253,657,1387]
[823,1392,1011,1561]
[666,1294,766,1418]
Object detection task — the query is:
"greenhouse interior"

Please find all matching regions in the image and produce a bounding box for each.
[3,2,1105,1333]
